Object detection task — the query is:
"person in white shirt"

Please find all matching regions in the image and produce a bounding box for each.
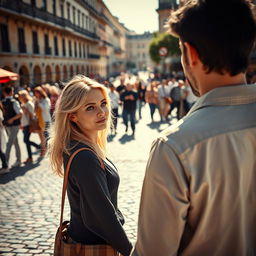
[108,84,120,135]
[1,87,22,168]
[34,86,51,156]
[18,90,41,164]
[157,79,171,122]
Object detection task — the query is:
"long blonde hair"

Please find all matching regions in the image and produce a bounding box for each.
[48,75,111,176]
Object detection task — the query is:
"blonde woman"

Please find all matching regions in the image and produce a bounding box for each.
[48,76,132,256]
[18,90,41,163]
[34,86,51,156]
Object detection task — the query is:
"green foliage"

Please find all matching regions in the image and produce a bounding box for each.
[149,33,180,64]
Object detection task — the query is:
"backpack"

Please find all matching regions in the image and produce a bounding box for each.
[170,86,181,102]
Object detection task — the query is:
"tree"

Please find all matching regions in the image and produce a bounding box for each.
[149,33,180,64]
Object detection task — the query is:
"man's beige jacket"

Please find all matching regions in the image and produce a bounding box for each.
[131,84,256,256]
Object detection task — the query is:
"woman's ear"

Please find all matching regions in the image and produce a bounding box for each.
[68,113,77,123]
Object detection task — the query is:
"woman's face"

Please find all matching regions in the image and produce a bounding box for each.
[71,88,109,135]
[34,91,41,99]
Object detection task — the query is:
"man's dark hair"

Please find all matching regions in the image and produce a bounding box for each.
[168,0,256,75]
[3,86,14,95]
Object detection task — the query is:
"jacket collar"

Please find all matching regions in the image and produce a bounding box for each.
[189,84,256,115]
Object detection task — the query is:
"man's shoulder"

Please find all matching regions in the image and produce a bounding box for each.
[158,110,216,154]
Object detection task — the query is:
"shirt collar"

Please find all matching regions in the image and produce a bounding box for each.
[188,84,256,115]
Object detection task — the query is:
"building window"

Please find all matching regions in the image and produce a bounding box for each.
[74,42,77,57]
[44,34,51,55]
[86,16,88,30]
[69,40,72,57]
[0,24,10,52]
[67,3,70,20]
[31,0,36,7]
[52,0,56,15]
[73,7,76,24]
[60,3,64,18]
[79,43,81,58]
[32,31,39,54]
[42,0,47,11]
[54,36,58,56]
[18,28,26,53]
[78,10,80,27]
[83,44,86,58]
[82,14,85,28]
[62,38,66,57]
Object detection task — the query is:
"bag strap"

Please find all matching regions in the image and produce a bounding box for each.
[58,147,104,232]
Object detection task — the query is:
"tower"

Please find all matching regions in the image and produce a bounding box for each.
[156,0,179,33]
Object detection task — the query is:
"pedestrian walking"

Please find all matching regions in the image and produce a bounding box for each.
[34,86,51,156]
[48,75,132,256]
[131,0,256,255]
[145,81,159,123]
[157,79,171,122]
[18,90,41,164]
[1,86,22,168]
[137,81,146,119]
[109,83,120,135]
[120,83,138,136]
[0,107,9,174]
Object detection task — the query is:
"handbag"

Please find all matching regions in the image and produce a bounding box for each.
[29,116,40,133]
[164,97,173,104]
[54,147,120,256]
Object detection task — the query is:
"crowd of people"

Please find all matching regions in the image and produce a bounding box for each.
[1,1,256,255]
[107,74,198,136]
[0,72,196,175]
[0,83,60,174]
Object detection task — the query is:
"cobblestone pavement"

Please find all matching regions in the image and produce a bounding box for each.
[0,105,177,255]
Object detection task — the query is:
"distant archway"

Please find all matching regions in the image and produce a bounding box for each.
[70,65,74,78]
[45,65,52,83]
[55,65,61,82]
[81,65,85,75]
[33,65,42,85]
[19,65,30,87]
[63,65,68,81]
[76,65,80,75]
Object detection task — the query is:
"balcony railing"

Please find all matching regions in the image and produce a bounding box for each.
[0,0,100,41]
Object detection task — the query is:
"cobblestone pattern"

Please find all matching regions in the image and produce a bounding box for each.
[0,106,173,255]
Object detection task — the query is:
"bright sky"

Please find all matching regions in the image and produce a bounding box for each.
[103,0,159,34]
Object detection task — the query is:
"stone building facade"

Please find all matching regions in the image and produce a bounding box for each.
[0,0,127,87]
[126,32,155,72]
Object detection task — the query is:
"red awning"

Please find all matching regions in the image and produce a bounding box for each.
[0,68,19,83]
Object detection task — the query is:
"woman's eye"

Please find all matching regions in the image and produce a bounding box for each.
[86,106,94,111]
[101,101,107,107]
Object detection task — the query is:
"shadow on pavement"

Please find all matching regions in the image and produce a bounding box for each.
[147,121,161,130]
[107,133,117,142]
[118,134,135,144]
[0,157,44,185]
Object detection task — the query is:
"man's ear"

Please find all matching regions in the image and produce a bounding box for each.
[184,42,200,67]
[68,113,77,123]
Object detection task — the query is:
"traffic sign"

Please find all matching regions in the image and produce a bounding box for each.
[159,47,168,56]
